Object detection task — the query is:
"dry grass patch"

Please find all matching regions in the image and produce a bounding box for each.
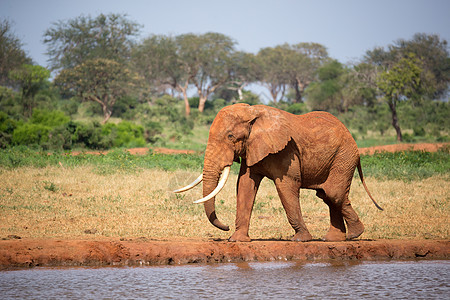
[0,166,448,240]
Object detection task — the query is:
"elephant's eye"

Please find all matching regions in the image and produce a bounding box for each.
[227,134,234,140]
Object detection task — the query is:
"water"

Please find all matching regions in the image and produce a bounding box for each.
[1,260,449,299]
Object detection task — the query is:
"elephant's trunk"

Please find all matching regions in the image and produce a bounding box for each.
[201,159,230,231]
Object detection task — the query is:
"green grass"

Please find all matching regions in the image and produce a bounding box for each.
[360,149,450,181]
[0,147,204,173]
[1,146,448,181]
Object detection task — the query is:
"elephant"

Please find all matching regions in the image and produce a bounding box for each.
[174,103,383,242]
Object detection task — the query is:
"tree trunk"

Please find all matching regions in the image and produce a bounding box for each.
[237,86,244,101]
[177,83,191,117]
[198,95,207,113]
[182,91,190,117]
[388,100,403,142]
[292,80,302,103]
[101,104,112,124]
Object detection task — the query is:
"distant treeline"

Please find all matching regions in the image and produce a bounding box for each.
[0,14,449,150]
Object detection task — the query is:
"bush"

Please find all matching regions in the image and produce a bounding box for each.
[113,96,139,119]
[0,112,17,148]
[73,122,113,149]
[58,99,80,116]
[30,109,70,127]
[12,123,50,146]
[286,103,307,115]
[102,121,146,148]
[144,121,163,143]
[0,86,22,117]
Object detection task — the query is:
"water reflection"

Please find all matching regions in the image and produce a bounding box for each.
[1,260,449,299]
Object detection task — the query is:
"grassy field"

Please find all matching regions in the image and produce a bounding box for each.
[0,148,449,241]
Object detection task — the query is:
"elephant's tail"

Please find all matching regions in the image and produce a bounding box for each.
[357,159,384,211]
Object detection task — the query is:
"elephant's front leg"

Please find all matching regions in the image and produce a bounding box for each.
[229,162,263,242]
[275,177,312,242]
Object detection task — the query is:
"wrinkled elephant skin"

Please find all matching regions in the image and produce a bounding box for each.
[176,104,382,242]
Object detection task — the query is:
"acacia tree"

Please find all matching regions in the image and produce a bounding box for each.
[289,43,328,102]
[45,13,141,121]
[256,46,292,103]
[366,33,449,101]
[134,32,236,115]
[177,33,236,113]
[342,62,379,108]
[55,59,135,123]
[8,64,50,117]
[0,19,32,86]
[305,60,347,112]
[256,43,328,104]
[376,54,428,141]
[133,34,192,115]
[226,51,258,101]
[44,13,141,71]
[389,33,449,99]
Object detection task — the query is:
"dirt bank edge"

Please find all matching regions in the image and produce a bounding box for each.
[1,239,448,269]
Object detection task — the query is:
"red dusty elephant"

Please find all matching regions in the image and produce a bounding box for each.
[174,104,383,242]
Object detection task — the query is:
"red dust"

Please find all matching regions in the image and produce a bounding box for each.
[0,238,448,269]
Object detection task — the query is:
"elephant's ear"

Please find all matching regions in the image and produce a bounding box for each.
[245,107,292,167]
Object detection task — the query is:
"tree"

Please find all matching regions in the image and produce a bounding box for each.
[134,32,236,115]
[8,64,50,117]
[132,35,190,114]
[289,43,328,102]
[342,62,379,108]
[227,51,259,101]
[256,46,292,103]
[44,13,141,71]
[177,33,236,113]
[366,33,449,100]
[256,43,328,104]
[376,54,428,141]
[0,19,32,86]
[55,58,136,123]
[306,60,347,112]
[392,33,449,99]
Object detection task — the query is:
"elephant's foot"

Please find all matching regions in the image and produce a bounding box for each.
[346,220,364,240]
[291,231,313,242]
[322,227,346,242]
[228,231,251,242]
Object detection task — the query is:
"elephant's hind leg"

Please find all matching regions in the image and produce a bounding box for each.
[341,198,365,240]
[275,177,312,242]
[316,189,347,241]
[316,189,364,241]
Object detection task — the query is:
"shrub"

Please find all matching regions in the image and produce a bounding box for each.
[12,123,50,146]
[58,99,80,116]
[45,124,75,150]
[73,121,113,149]
[0,112,17,148]
[114,96,139,119]
[286,103,307,115]
[102,121,146,148]
[30,109,70,127]
[144,121,163,143]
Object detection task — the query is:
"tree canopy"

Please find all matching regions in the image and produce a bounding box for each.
[44,13,141,71]
[377,53,428,141]
[1,13,448,145]
[0,19,32,87]
[55,58,136,123]
[133,32,237,115]
[8,64,50,117]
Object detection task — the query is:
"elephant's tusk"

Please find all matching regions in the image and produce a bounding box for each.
[173,174,203,193]
[193,166,231,204]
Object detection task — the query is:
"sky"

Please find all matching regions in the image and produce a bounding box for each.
[1,0,449,67]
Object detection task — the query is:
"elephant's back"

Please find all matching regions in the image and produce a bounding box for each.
[295,111,358,155]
